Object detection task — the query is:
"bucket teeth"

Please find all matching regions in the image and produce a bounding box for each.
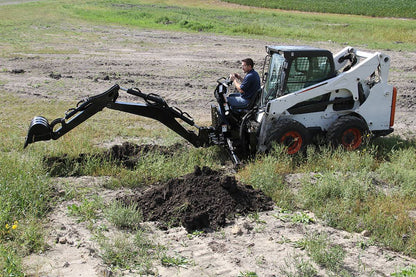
[24,116,52,148]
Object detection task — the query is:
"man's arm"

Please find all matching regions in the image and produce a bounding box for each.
[233,79,244,93]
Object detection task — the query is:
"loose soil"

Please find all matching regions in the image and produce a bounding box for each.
[120,166,274,232]
[1,12,416,276]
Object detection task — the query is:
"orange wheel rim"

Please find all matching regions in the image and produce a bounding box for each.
[280,131,303,154]
[341,128,362,150]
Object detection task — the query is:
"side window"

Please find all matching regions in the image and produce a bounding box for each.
[285,57,309,94]
[285,56,332,94]
[286,56,334,114]
[308,56,332,83]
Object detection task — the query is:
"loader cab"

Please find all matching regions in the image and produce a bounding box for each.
[262,46,335,107]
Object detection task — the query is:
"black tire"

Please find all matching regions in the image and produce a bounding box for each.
[265,118,310,154]
[327,115,368,150]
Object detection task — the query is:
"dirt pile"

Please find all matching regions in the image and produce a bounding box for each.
[119,166,274,232]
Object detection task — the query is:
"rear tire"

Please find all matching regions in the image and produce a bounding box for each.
[327,115,368,150]
[265,118,310,154]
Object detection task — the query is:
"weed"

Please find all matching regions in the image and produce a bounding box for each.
[98,230,160,274]
[238,271,258,277]
[357,240,368,250]
[105,201,142,230]
[248,211,266,224]
[377,148,416,197]
[187,230,204,239]
[273,210,314,224]
[67,196,103,224]
[276,235,292,244]
[392,265,416,277]
[99,234,137,269]
[0,245,24,277]
[291,212,315,224]
[239,148,296,209]
[255,255,266,265]
[161,253,191,268]
[300,232,346,274]
[17,219,47,255]
[280,253,318,277]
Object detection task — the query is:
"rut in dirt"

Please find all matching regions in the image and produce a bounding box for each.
[119,166,274,232]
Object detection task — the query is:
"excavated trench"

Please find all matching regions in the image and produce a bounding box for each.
[44,142,274,232]
[43,142,185,176]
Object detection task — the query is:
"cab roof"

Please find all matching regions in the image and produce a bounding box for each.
[266,45,333,59]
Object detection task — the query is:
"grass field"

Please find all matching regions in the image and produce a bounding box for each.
[1,0,416,275]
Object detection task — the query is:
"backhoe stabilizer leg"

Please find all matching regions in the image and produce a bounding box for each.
[226,138,241,166]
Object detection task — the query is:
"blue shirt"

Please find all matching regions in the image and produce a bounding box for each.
[240,69,261,100]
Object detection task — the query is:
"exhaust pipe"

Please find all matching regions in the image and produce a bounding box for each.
[24,116,52,148]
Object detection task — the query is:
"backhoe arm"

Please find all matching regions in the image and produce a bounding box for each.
[24,84,210,148]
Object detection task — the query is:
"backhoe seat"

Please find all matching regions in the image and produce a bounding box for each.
[230,88,262,115]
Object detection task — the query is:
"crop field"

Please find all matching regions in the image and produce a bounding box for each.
[223,0,416,19]
[1,0,416,276]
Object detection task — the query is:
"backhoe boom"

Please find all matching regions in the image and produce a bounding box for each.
[24,84,211,148]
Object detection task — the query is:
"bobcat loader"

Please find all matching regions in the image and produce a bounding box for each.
[24,46,397,165]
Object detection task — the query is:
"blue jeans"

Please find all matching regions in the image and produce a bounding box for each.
[227,93,250,109]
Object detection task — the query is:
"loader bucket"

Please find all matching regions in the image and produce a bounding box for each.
[24,116,52,148]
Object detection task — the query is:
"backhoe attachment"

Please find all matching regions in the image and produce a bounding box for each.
[24,84,211,149]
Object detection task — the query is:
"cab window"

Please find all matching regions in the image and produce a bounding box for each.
[285,56,332,94]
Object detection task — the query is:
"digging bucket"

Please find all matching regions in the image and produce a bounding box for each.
[24,116,52,148]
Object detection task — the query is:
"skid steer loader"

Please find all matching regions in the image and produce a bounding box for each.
[24,46,397,165]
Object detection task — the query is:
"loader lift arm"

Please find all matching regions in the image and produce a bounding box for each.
[24,84,211,149]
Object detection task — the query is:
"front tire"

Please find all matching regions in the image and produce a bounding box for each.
[327,116,368,150]
[265,118,310,154]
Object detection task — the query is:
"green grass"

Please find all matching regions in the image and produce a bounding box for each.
[280,253,318,277]
[0,147,51,275]
[239,142,416,257]
[66,0,416,51]
[0,0,415,54]
[97,230,162,274]
[67,196,103,224]
[238,271,259,277]
[105,201,143,230]
[392,265,416,277]
[222,0,416,19]
[160,253,192,267]
[298,232,347,275]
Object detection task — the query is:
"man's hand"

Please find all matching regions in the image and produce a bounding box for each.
[229,73,243,82]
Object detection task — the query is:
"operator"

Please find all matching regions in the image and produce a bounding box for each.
[227,58,261,109]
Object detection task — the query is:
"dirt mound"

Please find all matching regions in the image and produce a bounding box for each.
[44,142,185,176]
[119,166,274,232]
